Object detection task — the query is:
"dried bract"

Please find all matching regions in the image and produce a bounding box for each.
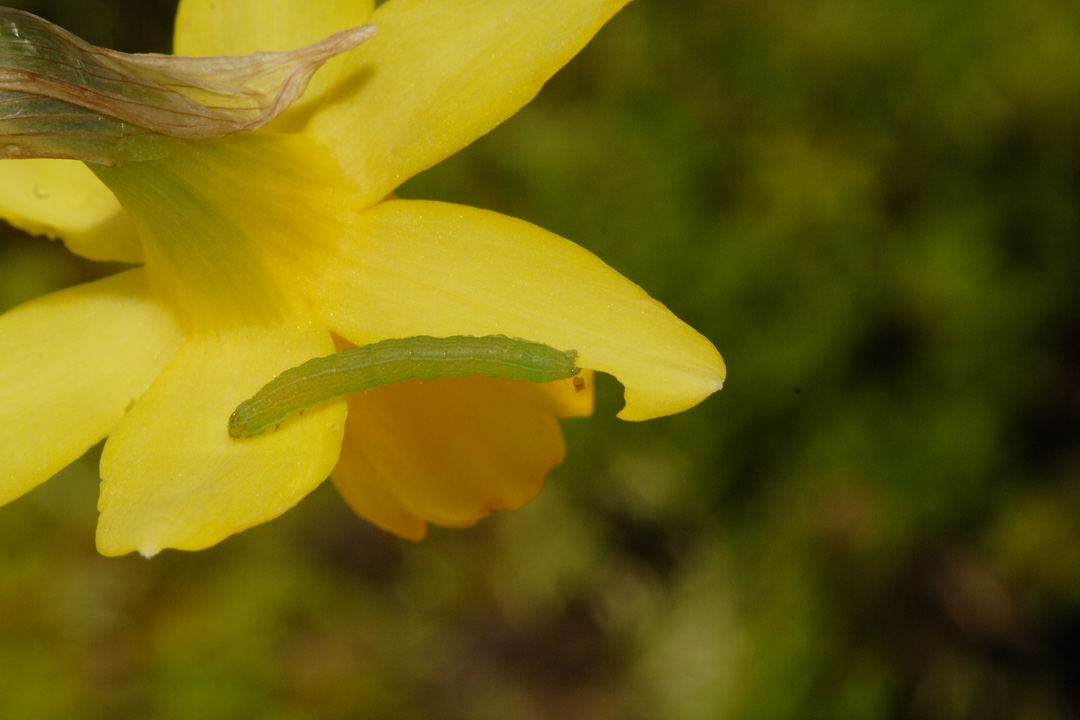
[0,8,374,164]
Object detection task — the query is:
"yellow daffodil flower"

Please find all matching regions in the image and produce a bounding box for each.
[0,0,724,556]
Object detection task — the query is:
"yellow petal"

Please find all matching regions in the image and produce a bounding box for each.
[307,200,724,420]
[173,0,374,122]
[0,269,181,506]
[96,316,346,557]
[304,0,633,208]
[0,159,142,263]
[332,375,567,540]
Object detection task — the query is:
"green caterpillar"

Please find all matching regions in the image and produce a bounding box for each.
[229,335,581,438]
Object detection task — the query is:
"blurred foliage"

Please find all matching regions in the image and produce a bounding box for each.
[2,0,1080,718]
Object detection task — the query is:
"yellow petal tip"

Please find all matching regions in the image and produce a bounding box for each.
[613,347,726,422]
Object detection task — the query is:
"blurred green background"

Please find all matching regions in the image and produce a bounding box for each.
[3,0,1080,717]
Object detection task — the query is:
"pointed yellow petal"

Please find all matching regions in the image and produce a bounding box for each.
[175,0,374,55]
[173,0,374,122]
[332,375,567,540]
[96,317,345,557]
[308,200,724,421]
[0,269,182,505]
[0,159,142,262]
[304,0,633,208]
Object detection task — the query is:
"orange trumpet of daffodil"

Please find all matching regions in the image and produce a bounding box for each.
[0,0,724,556]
